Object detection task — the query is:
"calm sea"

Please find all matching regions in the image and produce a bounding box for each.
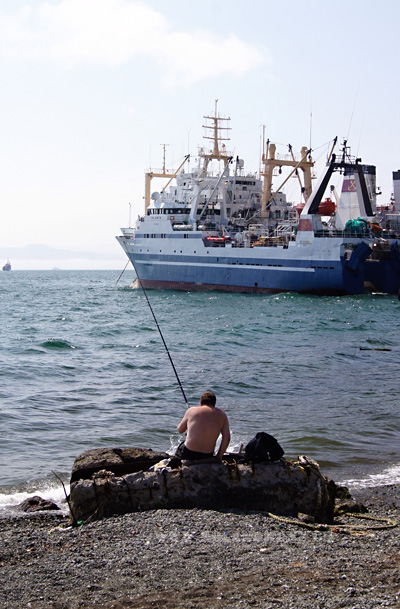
[1,270,399,515]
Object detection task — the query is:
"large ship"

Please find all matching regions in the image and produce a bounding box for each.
[116,106,400,295]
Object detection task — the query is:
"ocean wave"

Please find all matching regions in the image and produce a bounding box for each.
[341,463,400,489]
[0,481,70,518]
[40,339,77,349]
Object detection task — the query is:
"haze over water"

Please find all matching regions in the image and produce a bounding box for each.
[1,270,399,513]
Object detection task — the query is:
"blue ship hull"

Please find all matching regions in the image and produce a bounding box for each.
[127,252,377,295]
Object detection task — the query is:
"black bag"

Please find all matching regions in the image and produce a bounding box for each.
[244,432,284,462]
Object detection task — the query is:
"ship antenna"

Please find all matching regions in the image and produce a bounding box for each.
[132,262,189,407]
[347,86,359,142]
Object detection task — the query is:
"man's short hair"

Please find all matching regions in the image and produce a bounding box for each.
[200,390,216,407]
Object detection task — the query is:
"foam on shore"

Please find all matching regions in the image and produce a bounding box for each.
[341,463,400,489]
[0,481,70,517]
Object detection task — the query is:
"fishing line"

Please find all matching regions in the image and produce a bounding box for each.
[130,261,189,406]
[115,260,130,285]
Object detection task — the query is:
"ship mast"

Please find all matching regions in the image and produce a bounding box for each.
[260,142,314,218]
[144,144,188,211]
[200,99,232,175]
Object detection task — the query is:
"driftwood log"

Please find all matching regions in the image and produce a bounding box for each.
[69,448,336,524]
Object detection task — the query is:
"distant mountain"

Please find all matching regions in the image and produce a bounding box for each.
[0,244,122,260]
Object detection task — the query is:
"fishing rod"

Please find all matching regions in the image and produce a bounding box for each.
[130,261,189,407]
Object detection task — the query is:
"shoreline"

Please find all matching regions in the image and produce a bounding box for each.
[1,457,399,514]
[1,484,399,609]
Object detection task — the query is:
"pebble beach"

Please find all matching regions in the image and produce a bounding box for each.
[1,484,399,609]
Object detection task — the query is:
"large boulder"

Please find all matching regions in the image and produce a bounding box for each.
[69,449,335,524]
[70,447,170,483]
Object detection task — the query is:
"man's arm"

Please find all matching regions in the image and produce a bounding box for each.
[177,410,189,434]
[216,415,230,460]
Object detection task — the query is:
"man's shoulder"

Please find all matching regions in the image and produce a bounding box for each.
[186,405,203,415]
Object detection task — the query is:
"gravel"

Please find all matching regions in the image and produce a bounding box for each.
[1,485,399,609]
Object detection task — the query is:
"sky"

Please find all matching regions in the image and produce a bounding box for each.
[1,0,400,269]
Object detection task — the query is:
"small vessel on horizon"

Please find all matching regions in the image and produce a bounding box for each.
[116,104,400,295]
[2,259,11,271]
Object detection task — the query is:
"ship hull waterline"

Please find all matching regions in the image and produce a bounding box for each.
[120,246,399,295]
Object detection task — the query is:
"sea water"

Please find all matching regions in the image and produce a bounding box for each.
[1,270,399,515]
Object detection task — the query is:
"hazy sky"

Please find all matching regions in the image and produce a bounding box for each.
[1,0,399,269]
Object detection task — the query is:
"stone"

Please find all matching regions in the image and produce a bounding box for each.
[69,448,336,524]
[70,447,170,483]
[335,499,368,515]
[18,495,60,513]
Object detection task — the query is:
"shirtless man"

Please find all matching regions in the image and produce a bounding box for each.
[177,390,230,461]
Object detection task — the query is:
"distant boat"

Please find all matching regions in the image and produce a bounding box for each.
[2,259,11,271]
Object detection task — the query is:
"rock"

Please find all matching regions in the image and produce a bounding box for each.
[69,448,336,524]
[335,499,368,515]
[70,447,170,483]
[335,484,352,500]
[297,512,315,524]
[17,495,60,513]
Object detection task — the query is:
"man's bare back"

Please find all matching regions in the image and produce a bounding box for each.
[177,391,230,460]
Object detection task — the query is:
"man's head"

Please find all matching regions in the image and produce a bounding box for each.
[200,390,216,407]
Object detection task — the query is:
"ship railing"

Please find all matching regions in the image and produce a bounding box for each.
[252,236,289,247]
[314,227,369,238]
[314,227,400,240]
